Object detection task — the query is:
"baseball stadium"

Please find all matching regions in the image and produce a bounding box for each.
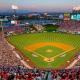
[0,1,80,79]
[4,12,80,69]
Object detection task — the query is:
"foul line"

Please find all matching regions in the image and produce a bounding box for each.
[51,48,75,60]
[28,49,46,58]
[27,48,75,62]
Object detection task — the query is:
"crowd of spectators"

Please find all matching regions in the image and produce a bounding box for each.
[4,26,24,34]
[58,21,80,33]
[4,20,80,34]
[0,33,22,66]
[0,65,80,80]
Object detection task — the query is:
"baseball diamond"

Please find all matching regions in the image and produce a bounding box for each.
[7,32,80,69]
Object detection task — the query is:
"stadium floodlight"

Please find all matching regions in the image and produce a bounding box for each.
[11,5,18,10]
[11,5,18,20]
[11,5,18,14]
[73,6,80,11]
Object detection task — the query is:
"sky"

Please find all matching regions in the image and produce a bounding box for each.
[0,0,80,12]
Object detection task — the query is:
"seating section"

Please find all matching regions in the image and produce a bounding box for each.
[0,65,80,80]
[0,33,22,66]
[4,26,24,34]
[58,21,80,32]
[4,21,80,34]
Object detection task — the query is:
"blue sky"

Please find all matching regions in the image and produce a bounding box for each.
[0,0,80,12]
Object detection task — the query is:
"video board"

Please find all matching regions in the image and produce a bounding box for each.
[71,14,80,20]
[64,13,70,20]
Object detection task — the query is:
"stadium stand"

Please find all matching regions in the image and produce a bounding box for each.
[58,21,80,33]
[0,65,80,80]
[0,33,22,66]
[0,18,80,80]
[4,26,24,34]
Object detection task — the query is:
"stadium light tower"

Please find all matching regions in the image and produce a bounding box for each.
[11,5,18,20]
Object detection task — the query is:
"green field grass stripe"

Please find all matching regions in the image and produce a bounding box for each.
[27,49,47,58]
[51,48,75,60]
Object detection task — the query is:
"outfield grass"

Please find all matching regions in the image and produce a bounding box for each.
[7,32,80,68]
[44,24,59,32]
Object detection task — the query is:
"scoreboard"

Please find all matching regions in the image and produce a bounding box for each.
[71,14,80,20]
[64,13,70,20]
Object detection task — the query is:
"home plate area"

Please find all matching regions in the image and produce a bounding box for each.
[31,48,68,63]
[44,58,55,62]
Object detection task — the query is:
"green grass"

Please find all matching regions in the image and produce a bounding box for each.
[44,24,59,32]
[7,32,80,68]
[35,46,64,58]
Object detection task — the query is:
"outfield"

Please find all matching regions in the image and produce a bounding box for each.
[7,32,80,69]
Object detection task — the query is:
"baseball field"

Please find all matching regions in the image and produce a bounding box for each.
[7,32,80,69]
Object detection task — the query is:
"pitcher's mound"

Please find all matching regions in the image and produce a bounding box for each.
[46,49,53,53]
